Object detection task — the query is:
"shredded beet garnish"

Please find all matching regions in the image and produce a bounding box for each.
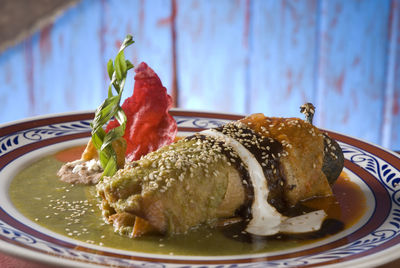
[106,62,177,161]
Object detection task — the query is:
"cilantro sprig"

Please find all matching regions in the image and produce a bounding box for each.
[91,35,135,178]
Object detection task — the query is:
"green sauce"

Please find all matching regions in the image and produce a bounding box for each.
[9,152,322,256]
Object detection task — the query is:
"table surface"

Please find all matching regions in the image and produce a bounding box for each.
[2,151,400,267]
[1,251,400,268]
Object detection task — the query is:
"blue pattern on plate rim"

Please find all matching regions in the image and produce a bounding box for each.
[0,116,230,157]
[175,116,231,129]
[0,120,92,157]
[1,117,400,267]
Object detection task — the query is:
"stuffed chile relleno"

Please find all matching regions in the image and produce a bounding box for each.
[96,114,344,237]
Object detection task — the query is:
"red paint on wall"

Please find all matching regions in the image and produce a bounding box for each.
[58,34,64,48]
[334,71,345,94]
[191,0,199,9]
[170,0,178,107]
[342,107,349,124]
[393,91,399,115]
[330,16,338,28]
[4,65,11,84]
[352,90,358,109]
[387,0,396,41]
[286,69,293,79]
[65,61,75,107]
[281,0,286,27]
[286,69,293,96]
[242,0,251,49]
[335,2,343,13]
[39,23,53,64]
[330,2,342,28]
[115,40,122,50]
[300,89,307,104]
[369,73,375,85]
[24,38,35,116]
[157,17,172,26]
[322,31,332,43]
[138,0,145,38]
[286,84,293,97]
[99,0,107,55]
[99,0,109,81]
[99,25,108,56]
[352,56,361,67]
[157,0,176,29]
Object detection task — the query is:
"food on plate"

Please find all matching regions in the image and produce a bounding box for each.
[97,110,344,237]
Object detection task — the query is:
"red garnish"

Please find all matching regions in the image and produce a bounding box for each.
[106,62,177,161]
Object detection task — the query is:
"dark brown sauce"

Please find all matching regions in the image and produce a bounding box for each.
[220,172,366,243]
[326,172,367,228]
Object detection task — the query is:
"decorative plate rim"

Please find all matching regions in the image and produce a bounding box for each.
[1,110,400,268]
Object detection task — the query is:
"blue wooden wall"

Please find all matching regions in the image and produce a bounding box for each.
[0,0,399,150]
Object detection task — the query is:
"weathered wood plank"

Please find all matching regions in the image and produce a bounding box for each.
[0,41,33,122]
[315,0,391,145]
[382,0,400,150]
[248,0,318,118]
[175,0,248,114]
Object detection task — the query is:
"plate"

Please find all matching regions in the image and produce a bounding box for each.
[1,110,400,268]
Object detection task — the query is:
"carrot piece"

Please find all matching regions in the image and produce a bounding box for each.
[132,217,158,237]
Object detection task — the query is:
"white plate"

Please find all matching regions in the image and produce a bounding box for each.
[1,110,400,268]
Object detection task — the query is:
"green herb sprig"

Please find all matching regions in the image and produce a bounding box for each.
[91,34,135,178]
